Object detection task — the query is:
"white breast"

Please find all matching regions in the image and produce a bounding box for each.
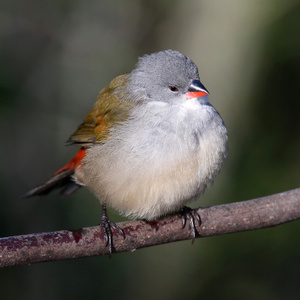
[82,99,228,220]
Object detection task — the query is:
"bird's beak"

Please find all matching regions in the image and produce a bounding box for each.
[186,80,209,99]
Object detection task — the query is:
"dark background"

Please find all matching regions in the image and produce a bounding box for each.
[1,1,300,299]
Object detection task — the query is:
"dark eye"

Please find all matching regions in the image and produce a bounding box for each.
[169,86,178,92]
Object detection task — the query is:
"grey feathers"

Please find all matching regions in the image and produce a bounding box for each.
[129,50,200,103]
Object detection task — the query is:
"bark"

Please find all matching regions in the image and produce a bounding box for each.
[1,188,300,267]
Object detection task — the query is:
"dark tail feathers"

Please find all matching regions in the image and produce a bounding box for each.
[23,169,82,198]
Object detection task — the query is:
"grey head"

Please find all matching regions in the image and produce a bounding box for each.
[128,50,206,104]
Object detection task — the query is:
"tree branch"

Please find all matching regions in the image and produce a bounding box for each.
[1,188,300,268]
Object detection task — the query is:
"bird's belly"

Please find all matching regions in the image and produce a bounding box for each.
[82,119,227,220]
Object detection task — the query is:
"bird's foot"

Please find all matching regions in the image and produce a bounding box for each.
[100,204,125,254]
[180,206,201,242]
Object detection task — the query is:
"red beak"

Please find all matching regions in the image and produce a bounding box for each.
[186,80,209,99]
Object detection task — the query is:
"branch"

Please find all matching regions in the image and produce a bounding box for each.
[1,188,300,267]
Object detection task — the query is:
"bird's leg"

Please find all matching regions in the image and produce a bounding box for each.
[180,206,201,242]
[100,204,125,254]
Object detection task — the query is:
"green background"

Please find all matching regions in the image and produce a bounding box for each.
[1,1,300,299]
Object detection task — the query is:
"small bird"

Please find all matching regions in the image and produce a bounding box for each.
[24,50,228,253]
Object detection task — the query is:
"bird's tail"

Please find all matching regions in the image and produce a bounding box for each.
[23,148,86,198]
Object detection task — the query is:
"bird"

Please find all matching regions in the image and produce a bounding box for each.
[24,50,228,253]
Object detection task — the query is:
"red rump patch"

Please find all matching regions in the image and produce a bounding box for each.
[55,148,86,175]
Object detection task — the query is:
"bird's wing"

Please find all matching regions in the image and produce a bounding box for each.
[68,73,133,146]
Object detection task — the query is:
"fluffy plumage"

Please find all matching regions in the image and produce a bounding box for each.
[77,50,228,219]
[25,50,228,250]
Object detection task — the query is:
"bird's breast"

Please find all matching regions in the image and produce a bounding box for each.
[82,101,228,220]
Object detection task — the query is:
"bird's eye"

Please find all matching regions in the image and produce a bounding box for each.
[169,86,178,92]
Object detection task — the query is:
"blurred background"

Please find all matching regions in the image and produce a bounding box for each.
[1,0,300,299]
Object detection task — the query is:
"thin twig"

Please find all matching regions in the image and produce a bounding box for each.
[1,188,300,267]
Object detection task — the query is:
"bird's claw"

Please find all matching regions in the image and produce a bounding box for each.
[100,204,125,254]
[180,206,201,242]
